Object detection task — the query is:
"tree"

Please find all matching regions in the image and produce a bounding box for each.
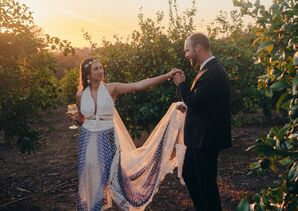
[83,0,197,137]
[234,0,298,210]
[207,10,270,115]
[0,0,74,153]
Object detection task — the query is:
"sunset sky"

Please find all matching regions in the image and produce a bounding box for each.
[19,0,272,47]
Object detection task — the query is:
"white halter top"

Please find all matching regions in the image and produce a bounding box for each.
[81,82,115,131]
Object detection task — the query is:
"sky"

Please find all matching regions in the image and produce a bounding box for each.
[19,0,272,48]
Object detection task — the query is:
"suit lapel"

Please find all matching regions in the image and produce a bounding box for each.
[190,69,207,91]
[190,58,216,92]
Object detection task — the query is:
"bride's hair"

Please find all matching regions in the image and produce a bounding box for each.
[78,57,98,90]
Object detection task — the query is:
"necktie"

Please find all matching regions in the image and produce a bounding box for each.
[190,68,207,91]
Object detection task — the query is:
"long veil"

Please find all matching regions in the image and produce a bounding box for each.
[109,102,187,210]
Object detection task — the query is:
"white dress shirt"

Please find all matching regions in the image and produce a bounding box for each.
[200,56,215,71]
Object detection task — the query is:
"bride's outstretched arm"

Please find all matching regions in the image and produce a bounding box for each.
[110,69,180,96]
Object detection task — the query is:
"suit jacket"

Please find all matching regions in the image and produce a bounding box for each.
[178,58,232,150]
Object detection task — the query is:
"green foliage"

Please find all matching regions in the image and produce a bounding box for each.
[234,0,298,209]
[60,68,80,104]
[89,0,197,137]
[207,10,271,115]
[237,196,251,211]
[57,0,277,135]
[0,0,73,153]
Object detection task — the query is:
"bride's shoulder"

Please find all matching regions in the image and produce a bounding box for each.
[105,82,118,91]
[105,82,120,98]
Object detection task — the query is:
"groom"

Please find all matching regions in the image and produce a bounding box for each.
[173,33,232,211]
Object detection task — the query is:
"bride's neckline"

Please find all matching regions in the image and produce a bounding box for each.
[89,82,103,115]
[87,82,114,115]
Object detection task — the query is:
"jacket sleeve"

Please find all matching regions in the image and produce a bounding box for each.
[177,70,216,112]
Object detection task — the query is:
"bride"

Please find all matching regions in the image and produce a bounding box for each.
[74,57,186,211]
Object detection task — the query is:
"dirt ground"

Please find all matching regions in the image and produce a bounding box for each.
[0,106,279,211]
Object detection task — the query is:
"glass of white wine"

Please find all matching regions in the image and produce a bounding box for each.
[66,104,79,130]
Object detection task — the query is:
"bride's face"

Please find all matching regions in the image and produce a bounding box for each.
[90,61,105,81]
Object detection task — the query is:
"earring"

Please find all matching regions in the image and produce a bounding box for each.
[87,76,90,84]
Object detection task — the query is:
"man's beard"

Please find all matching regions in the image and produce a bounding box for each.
[190,51,199,67]
[190,57,199,67]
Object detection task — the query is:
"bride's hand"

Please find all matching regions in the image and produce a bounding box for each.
[167,68,182,79]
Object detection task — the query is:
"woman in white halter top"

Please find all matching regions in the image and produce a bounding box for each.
[76,58,186,211]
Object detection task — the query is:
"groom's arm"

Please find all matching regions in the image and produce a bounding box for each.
[174,72,189,113]
[174,71,188,100]
[177,82,188,99]
[177,71,216,112]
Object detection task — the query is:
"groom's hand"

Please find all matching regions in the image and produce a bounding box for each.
[173,70,185,86]
[176,103,187,113]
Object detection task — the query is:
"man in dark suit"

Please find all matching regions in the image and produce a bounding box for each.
[173,33,232,211]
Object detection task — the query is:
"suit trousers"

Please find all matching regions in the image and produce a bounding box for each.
[182,147,222,211]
